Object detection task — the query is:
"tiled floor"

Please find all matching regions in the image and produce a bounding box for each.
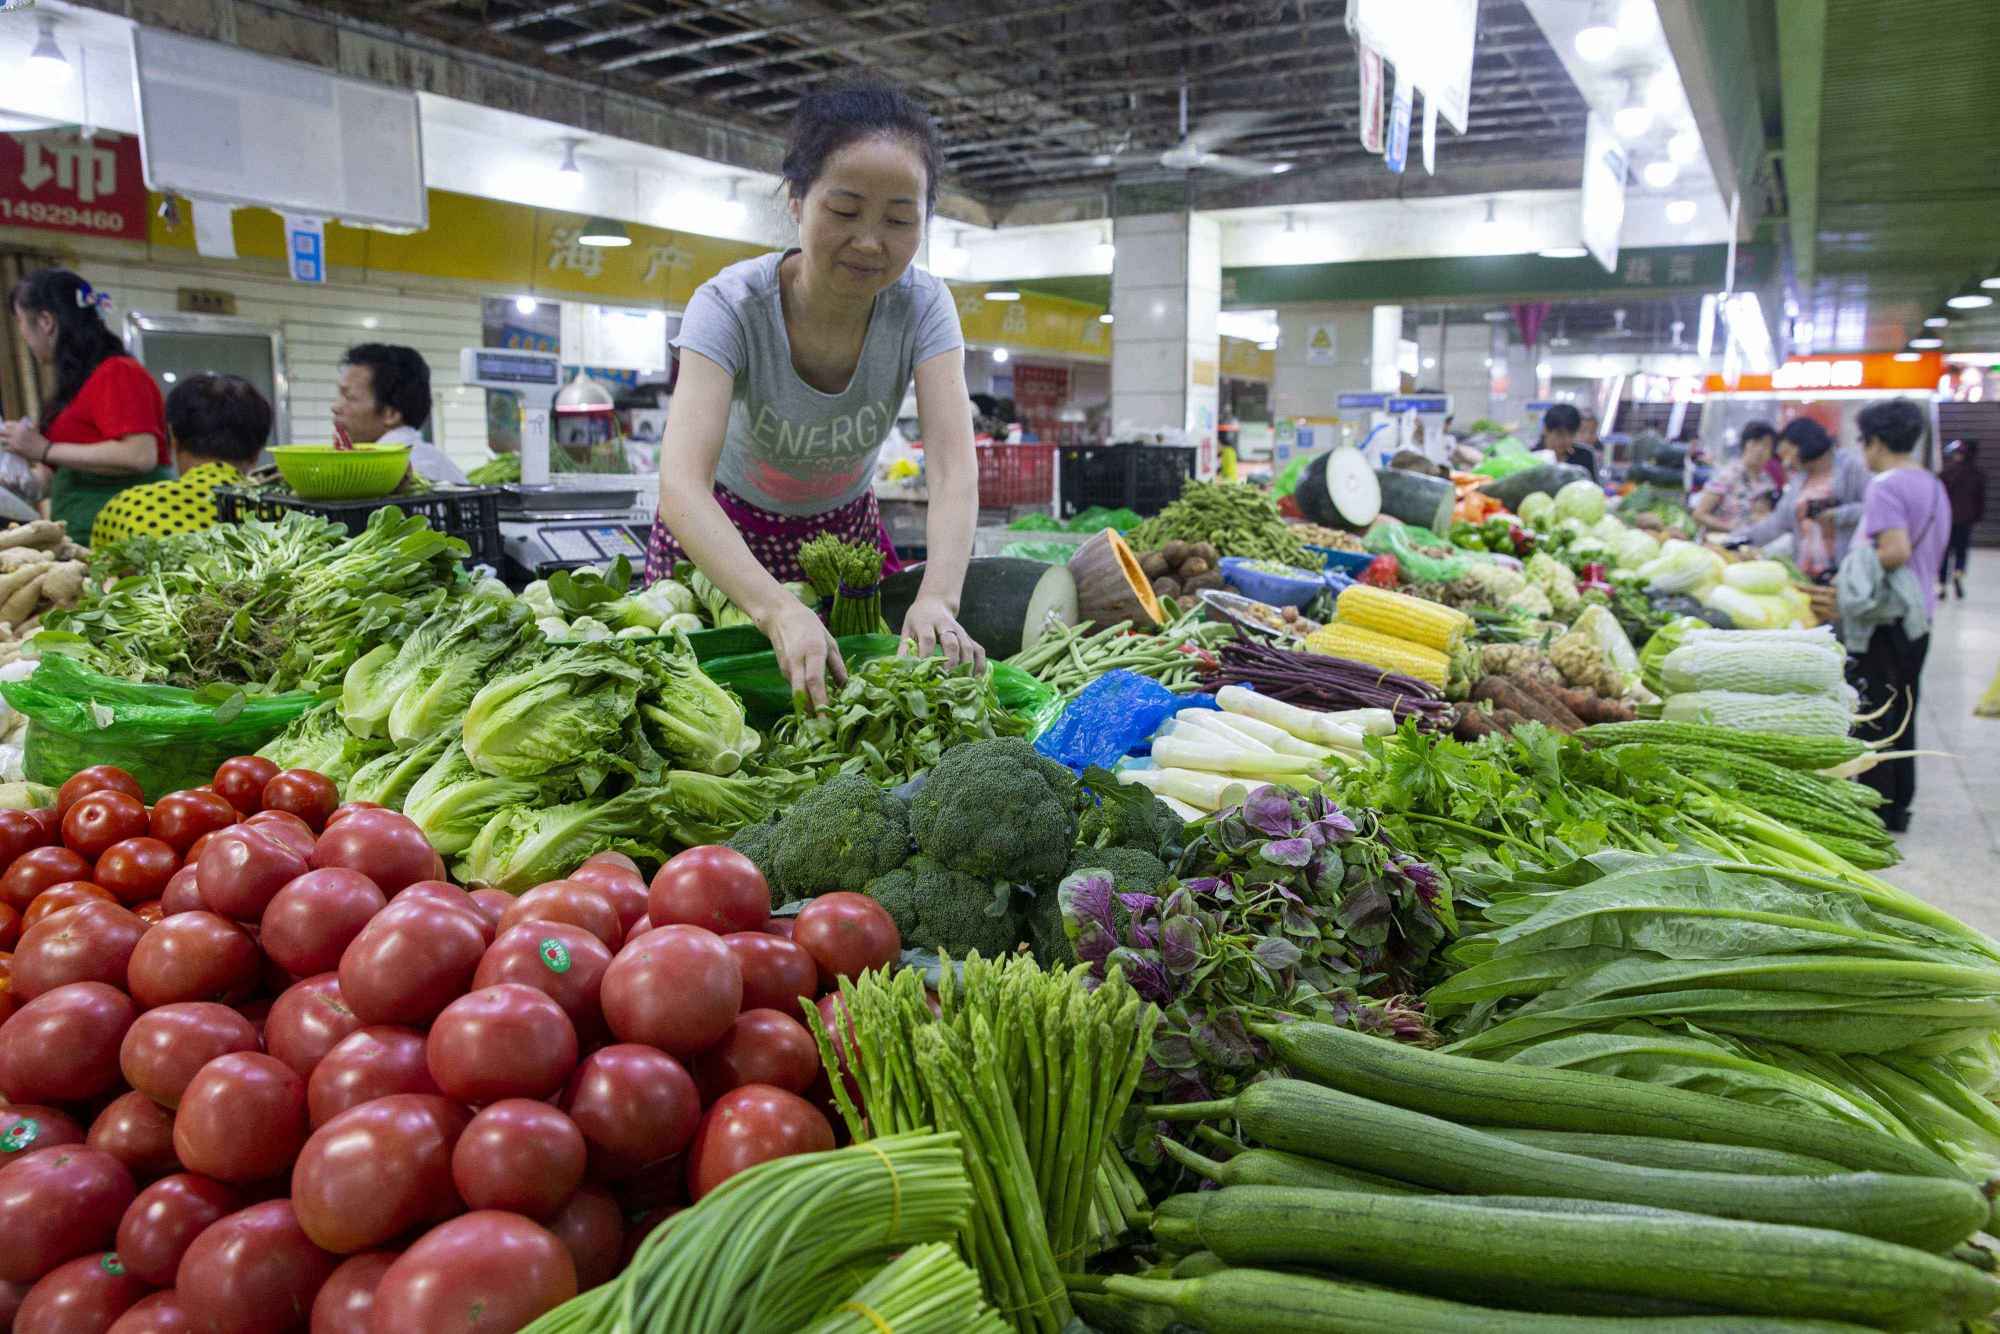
[1879,553,2000,936]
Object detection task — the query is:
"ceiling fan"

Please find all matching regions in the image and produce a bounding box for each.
[1032,84,1291,178]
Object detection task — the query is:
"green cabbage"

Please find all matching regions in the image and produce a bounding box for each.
[1553,478,1607,524]
[1721,560,1790,595]
[1517,492,1556,527]
[1613,527,1661,570]
[1638,540,1726,596]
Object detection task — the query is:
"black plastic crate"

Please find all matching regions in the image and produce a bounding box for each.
[215,486,505,567]
[1056,443,1196,519]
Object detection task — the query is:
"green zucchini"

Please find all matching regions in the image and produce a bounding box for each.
[1097,1267,1878,1333]
[1486,1129,1848,1177]
[1161,1138,1422,1195]
[1148,1186,2000,1327]
[1151,1079,1986,1250]
[1251,1019,1960,1181]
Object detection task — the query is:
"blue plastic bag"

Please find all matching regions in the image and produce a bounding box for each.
[1034,670,1217,773]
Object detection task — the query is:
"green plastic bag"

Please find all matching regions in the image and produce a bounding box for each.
[5,654,320,800]
[1064,505,1140,533]
[701,634,1059,732]
[1008,512,1066,532]
[1364,521,1471,584]
[998,540,1082,564]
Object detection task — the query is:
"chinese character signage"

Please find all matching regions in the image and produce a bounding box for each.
[0,130,148,240]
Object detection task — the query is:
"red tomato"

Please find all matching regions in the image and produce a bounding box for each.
[105,1290,200,1333]
[14,1250,153,1332]
[623,914,652,948]
[496,880,621,950]
[309,810,436,895]
[258,769,337,832]
[56,767,144,821]
[371,1212,575,1333]
[21,880,116,930]
[687,1084,833,1201]
[258,869,384,978]
[389,881,491,943]
[309,1250,398,1334]
[93,838,179,906]
[305,1026,441,1127]
[566,861,649,933]
[763,915,796,940]
[195,827,307,922]
[793,893,901,989]
[124,911,260,1009]
[174,1199,339,1334]
[242,810,315,862]
[147,790,237,857]
[0,981,134,1104]
[544,1185,623,1291]
[472,922,611,1042]
[130,900,163,926]
[693,1009,820,1101]
[0,1145,136,1284]
[649,846,769,936]
[336,899,486,1027]
[178,831,220,870]
[2,1104,86,1159]
[425,983,578,1105]
[11,900,147,1001]
[582,850,640,873]
[291,1094,470,1255]
[449,1099,586,1219]
[0,806,52,868]
[209,757,278,816]
[172,1053,308,1183]
[261,974,362,1081]
[157,867,202,917]
[722,931,820,1016]
[119,1002,261,1110]
[23,806,61,844]
[465,887,513,935]
[62,792,151,864]
[0,899,17,952]
[116,1173,242,1287]
[323,801,383,828]
[607,1151,687,1216]
[599,924,741,1058]
[561,1044,700,1179]
[87,1091,179,1181]
[1,846,94,914]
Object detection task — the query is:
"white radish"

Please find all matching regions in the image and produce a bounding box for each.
[1194,709,1334,760]
[1216,686,1367,750]
[1151,735,1324,778]
[1310,707,1396,737]
[1114,764,1266,812]
[1162,712,1277,753]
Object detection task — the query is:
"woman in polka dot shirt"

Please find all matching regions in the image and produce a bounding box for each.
[91,374,273,548]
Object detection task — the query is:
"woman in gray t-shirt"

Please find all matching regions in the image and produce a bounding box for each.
[646,83,978,708]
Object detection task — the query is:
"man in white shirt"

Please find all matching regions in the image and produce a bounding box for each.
[332,343,468,485]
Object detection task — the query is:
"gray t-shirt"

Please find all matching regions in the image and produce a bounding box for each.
[671,251,963,516]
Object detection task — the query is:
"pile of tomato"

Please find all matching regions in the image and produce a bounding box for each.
[0,757,902,1334]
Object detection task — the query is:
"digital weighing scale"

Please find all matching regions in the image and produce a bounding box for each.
[459,346,659,585]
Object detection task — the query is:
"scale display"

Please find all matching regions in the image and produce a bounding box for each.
[535,524,650,565]
[461,347,562,389]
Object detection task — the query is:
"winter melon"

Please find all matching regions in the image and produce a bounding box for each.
[878,557,1078,659]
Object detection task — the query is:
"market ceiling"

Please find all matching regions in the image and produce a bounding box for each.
[305,0,1590,212]
[1779,0,2000,354]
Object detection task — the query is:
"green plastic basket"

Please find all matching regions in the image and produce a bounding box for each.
[271,444,412,500]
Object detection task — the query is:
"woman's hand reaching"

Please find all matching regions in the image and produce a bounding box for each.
[901,595,986,673]
[762,595,846,711]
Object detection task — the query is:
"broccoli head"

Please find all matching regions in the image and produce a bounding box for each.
[865,855,1022,959]
[767,773,911,902]
[1077,767,1185,859]
[909,738,1079,887]
[726,818,780,903]
[1066,845,1168,895]
[1021,885,1073,969]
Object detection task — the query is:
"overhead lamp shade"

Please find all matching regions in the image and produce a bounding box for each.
[577,216,632,247]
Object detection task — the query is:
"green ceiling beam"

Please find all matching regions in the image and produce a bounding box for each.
[1775,0,1826,291]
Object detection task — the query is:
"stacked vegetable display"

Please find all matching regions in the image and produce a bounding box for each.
[0,756,911,1333]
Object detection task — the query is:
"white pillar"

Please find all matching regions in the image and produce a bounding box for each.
[1111,212,1223,473]
[1369,305,1403,394]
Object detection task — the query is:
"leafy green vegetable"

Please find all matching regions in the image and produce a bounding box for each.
[456,785,669,892]
[339,583,532,745]
[344,725,460,809]
[635,635,761,776]
[257,700,393,786]
[401,741,567,857]
[770,656,1032,786]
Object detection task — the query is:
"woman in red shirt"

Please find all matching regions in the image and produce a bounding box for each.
[3,269,170,539]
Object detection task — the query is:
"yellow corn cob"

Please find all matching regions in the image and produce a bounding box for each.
[1304,622,1450,687]
[1335,583,1472,651]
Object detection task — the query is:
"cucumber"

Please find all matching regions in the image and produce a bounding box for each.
[1486,1129,1848,1177]
[1153,1079,1987,1250]
[1251,1020,1960,1181]
[1161,1138,1422,1195]
[877,556,1078,657]
[1099,1267,1877,1333]
[1148,1186,2000,1327]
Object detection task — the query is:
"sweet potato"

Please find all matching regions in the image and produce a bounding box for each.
[1472,675,1582,733]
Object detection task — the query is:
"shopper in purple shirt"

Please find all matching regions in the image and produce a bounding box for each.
[1851,397,1952,830]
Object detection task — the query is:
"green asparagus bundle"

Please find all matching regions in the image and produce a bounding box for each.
[799,532,888,637]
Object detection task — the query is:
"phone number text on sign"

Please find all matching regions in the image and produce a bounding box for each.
[0,131,149,241]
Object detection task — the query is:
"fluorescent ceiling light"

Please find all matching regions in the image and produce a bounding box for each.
[1422,356,1437,369]
[1924,316,1950,328]
[1665,199,1698,225]
[1946,292,1994,310]
[714,179,747,231]
[1893,352,1921,362]
[985,289,1022,302]
[1098,313,1114,325]
[1482,309,1510,323]
[1908,336,1943,349]
[1613,100,1652,140]
[991,347,1010,363]
[514,295,538,315]
[1668,129,1700,164]
[1256,340,1278,351]
[1642,160,1677,189]
[577,217,632,247]
[1092,225,1115,267]
[1983,276,2000,290]
[1539,246,1589,259]
[1574,2,1617,61]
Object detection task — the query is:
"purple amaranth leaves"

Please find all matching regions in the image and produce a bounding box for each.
[1393,855,1444,907]
[1240,786,1300,837]
[1258,836,1316,867]
[1159,915,1203,975]
[1059,869,1117,935]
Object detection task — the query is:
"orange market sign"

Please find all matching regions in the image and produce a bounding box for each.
[1704,352,1943,394]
